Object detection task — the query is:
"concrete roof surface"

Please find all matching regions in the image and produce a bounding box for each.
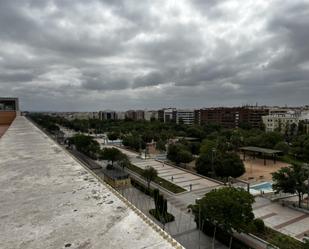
[0,117,177,249]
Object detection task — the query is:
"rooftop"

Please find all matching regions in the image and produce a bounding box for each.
[240,146,282,154]
[0,116,180,249]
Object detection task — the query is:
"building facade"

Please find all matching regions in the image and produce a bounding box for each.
[116,111,126,120]
[195,106,269,129]
[176,109,194,125]
[135,110,145,121]
[99,110,117,120]
[158,108,177,123]
[144,110,158,121]
[262,109,308,133]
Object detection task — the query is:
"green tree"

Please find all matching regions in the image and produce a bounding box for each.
[230,132,243,151]
[156,140,166,152]
[69,134,100,159]
[100,147,123,167]
[290,135,309,160]
[142,166,158,189]
[167,143,193,165]
[190,187,255,246]
[200,139,216,154]
[216,153,245,178]
[239,122,252,130]
[196,151,244,178]
[178,150,193,165]
[259,131,284,148]
[187,141,201,155]
[274,141,290,155]
[107,132,119,141]
[195,152,216,177]
[122,134,145,151]
[272,164,309,207]
[298,121,305,135]
[186,126,205,139]
[118,153,130,170]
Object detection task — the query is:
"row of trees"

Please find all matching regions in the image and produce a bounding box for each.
[30,113,309,163]
[69,134,101,159]
[68,134,132,170]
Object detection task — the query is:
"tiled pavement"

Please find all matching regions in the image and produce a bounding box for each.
[129,157,220,192]
[253,197,309,241]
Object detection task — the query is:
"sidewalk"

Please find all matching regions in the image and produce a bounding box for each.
[107,145,221,193]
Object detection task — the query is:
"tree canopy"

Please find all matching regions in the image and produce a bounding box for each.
[142,166,158,189]
[216,153,245,178]
[190,187,255,233]
[69,134,100,159]
[272,163,309,207]
[100,147,124,166]
[195,151,245,179]
[167,143,193,165]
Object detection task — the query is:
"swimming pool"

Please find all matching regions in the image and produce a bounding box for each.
[250,182,274,195]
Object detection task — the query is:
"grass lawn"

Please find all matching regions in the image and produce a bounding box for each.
[126,163,186,194]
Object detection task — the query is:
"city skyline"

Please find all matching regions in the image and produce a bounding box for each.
[0,0,309,111]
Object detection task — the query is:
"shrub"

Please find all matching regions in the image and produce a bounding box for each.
[253,218,265,234]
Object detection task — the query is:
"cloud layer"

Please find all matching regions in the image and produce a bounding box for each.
[0,0,308,111]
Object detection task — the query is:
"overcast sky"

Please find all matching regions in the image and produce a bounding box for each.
[0,0,309,111]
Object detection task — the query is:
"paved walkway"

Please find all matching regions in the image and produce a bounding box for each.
[254,197,309,241]
[109,146,221,192]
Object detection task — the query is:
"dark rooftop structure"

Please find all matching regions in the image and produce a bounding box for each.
[240,146,282,165]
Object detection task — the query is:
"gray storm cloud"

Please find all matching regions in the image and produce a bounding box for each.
[0,0,308,111]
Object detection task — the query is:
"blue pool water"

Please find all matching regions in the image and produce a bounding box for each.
[251,182,273,191]
[249,182,274,195]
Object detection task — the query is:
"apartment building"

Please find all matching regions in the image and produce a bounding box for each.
[158,108,177,123]
[116,111,126,120]
[144,110,158,121]
[99,110,117,120]
[195,106,269,129]
[176,109,195,125]
[135,110,145,121]
[262,109,301,132]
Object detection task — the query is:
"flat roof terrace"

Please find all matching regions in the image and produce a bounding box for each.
[0,117,180,249]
